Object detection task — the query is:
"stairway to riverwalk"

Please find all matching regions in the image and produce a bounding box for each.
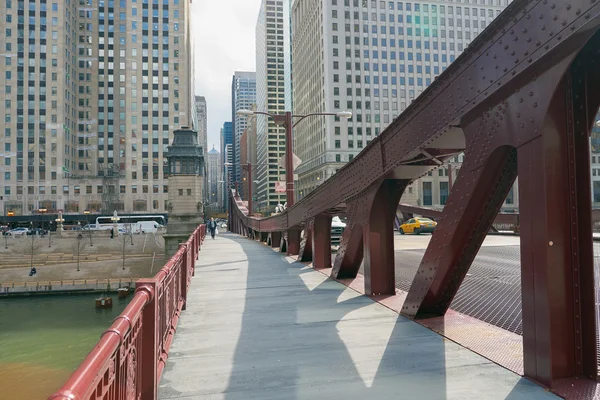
[158,233,557,400]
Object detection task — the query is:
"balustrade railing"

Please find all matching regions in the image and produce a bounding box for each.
[47,224,206,400]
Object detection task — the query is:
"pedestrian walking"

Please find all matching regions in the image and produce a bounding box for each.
[208,217,217,240]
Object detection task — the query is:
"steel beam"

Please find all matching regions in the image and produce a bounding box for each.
[287,229,301,256]
[313,215,332,270]
[403,144,517,318]
[363,180,406,296]
[518,67,598,386]
[298,220,313,262]
[271,231,282,249]
[260,232,268,243]
[280,234,287,253]
[332,199,366,279]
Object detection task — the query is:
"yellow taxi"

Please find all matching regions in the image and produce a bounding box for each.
[399,217,437,235]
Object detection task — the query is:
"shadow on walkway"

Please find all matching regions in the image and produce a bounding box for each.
[159,233,557,400]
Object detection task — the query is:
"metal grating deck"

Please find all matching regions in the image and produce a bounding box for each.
[394,242,600,372]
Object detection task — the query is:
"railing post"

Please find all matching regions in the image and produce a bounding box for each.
[135,281,158,399]
[180,243,189,311]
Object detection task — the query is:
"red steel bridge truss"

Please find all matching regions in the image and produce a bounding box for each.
[229,0,600,397]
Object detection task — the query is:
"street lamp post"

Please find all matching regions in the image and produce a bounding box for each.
[84,210,93,247]
[237,109,352,207]
[111,210,120,239]
[38,208,49,247]
[54,215,64,247]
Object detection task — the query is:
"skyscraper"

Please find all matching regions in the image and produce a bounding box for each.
[291,0,512,204]
[220,122,233,167]
[255,0,292,210]
[239,107,258,201]
[0,0,193,216]
[206,146,221,209]
[195,96,208,160]
[220,122,233,209]
[231,72,256,186]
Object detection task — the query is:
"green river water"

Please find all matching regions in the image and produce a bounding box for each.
[0,293,130,399]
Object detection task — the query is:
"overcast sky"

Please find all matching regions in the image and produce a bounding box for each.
[190,0,261,153]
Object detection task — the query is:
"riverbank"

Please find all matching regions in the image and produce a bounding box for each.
[0,253,168,283]
[1,277,137,296]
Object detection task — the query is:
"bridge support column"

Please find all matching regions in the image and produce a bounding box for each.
[287,228,301,256]
[313,214,332,270]
[518,68,598,386]
[332,199,366,279]
[271,232,282,248]
[280,233,287,253]
[332,180,405,295]
[403,145,518,318]
[260,232,268,243]
[363,179,405,296]
[298,221,313,262]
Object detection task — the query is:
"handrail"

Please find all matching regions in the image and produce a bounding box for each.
[47,224,206,400]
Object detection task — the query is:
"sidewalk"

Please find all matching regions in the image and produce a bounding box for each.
[159,233,558,400]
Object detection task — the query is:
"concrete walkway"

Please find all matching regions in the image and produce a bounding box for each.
[159,233,558,400]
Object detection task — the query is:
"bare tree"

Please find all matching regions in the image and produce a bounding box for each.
[121,226,134,270]
[74,234,88,272]
[27,232,44,275]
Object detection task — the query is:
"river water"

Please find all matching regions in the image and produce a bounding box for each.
[0,293,130,399]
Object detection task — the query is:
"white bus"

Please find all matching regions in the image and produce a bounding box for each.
[95,214,166,230]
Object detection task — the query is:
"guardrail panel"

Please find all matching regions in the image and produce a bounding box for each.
[47,224,206,400]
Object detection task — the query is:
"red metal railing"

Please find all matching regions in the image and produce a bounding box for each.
[48,224,206,400]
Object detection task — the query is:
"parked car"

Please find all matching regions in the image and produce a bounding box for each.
[5,227,31,236]
[398,218,437,235]
[27,228,48,236]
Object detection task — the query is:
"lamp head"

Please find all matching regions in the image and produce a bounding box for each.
[336,111,353,119]
[236,109,254,116]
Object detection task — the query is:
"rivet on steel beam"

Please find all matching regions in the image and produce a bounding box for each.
[549,241,554,246]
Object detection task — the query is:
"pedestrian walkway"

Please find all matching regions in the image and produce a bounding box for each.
[158,233,557,400]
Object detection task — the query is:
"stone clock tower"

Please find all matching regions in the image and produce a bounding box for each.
[163,127,205,256]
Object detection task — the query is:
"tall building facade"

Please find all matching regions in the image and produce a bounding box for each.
[221,142,234,210]
[0,0,193,216]
[220,121,233,167]
[255,0,292,210]
[292,0,512,205]
[239,109,258,201]
[206,146,220,209]
[231,71,256,186]
[220,122,233,209]
[194,96,208,158]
